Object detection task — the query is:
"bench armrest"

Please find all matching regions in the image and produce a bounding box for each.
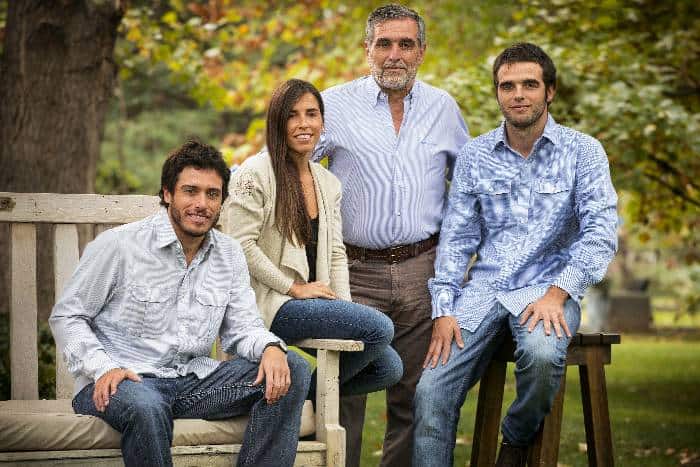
[296,338,364,352]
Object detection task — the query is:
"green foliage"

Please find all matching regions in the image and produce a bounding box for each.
[98,107,224,195]
[100,0,699,276]
[502,0,700,256]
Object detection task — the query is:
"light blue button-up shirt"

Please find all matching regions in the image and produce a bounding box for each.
[429,116,618,331]
[50,209,281,395]
[313,76,469,249]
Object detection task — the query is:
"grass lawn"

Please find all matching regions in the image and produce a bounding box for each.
[359,335,700,466]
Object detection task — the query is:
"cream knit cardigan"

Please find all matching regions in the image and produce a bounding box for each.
[221,152,351,327]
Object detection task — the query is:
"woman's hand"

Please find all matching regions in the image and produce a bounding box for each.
[288,281,337,299]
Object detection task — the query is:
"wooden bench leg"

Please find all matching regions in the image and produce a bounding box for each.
[528,367,567,466]
[580,349,614,467]
[317,349,346,467]
[471,359,507,467]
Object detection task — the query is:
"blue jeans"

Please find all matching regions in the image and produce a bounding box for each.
[73,353,311,467]
[413,300,580,467]
[270,298,403,398]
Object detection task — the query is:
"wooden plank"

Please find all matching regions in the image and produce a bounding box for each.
[314,348,346,467]
[600,333,621,345]
[0,192,160,223]
[471,359,507,467]
[0,444,327,466]
[567,345,611,366]
[529,367,567,465]
[53,224,80,399]
[580,348,615,467]
[297,338,364,352]
[10,223,39,400]
[315,349,341,442]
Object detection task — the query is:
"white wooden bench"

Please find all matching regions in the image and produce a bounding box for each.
[0,191,361,467]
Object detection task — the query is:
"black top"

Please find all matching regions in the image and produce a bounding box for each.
[305,216,319,282]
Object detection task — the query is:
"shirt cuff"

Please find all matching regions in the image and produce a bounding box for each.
[431,288,456,320]
[93,361,122,382]
[553,265,588,300]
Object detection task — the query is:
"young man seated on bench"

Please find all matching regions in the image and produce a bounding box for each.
[49,139,311,467]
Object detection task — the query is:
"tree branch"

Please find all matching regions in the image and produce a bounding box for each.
[643,171,700,208]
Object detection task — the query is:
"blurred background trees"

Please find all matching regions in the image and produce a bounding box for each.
[1,0,698,317]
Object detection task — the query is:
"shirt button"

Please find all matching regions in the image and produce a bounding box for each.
[397,212,401,216]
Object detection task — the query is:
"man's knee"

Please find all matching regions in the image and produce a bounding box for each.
[515,334,567,374]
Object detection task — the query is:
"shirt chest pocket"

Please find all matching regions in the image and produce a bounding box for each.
[121,285,172,339]
[193,290,229,341]
[420,138,448,176]
[474,179,513,227]
[533,178,573,215]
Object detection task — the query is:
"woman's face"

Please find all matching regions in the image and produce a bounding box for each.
[286,92,323,158]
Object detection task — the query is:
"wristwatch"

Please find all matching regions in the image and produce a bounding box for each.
[264,340,288,354]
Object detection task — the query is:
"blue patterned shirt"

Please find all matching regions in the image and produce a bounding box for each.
[313,77,469,249]
[50,209,281,395]
[429,115,618,331]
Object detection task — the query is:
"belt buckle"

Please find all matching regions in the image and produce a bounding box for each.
[388,246,403,264]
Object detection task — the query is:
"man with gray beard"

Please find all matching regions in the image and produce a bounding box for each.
[313,5,469,466]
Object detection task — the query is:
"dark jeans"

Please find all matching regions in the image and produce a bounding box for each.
[413,300,581,466]
[270,298,403,398]
[341,246,436,467]
[73,354,311,467]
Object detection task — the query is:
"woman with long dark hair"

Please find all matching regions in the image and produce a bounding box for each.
[223,79,402,401]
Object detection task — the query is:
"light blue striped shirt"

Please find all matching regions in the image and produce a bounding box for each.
[313,77,469,249]
[49,209,281,395]
[429,116,618,331]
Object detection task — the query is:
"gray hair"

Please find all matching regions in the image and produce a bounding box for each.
[365,4,426,47]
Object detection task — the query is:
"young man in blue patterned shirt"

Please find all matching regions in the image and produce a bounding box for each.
[412,43,618,466]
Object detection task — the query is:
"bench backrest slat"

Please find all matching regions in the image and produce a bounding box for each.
[10,223,39,400]
[54,224,80,399]
[0,192,160,223]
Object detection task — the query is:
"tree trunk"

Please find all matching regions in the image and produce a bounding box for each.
[0,0,125,319]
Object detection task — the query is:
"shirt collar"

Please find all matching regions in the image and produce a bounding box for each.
[153,207,215,253]
[492,113,560,151]
[364,76,419,107]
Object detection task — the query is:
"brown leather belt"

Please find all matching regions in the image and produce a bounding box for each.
[345,233,439,264]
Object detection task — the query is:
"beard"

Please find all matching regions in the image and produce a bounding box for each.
[170,206,220,238]
[501,100,548,130]
[370,59,417,91]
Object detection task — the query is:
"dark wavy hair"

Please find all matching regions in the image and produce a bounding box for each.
[159,139,230,207]
[266,79,324,246]
[493,42,557,101]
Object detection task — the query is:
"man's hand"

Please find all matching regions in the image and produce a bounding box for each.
[423,316,464,368]
[288,281,337,300]
[93,368,141,412]
[519,286,571,338]
[254,346,291,404]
